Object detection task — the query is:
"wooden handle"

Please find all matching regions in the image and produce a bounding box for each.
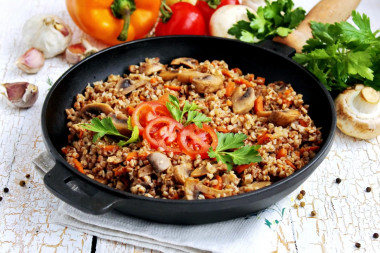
[273,0,362,53]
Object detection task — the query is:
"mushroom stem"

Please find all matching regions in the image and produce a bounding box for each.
[352,86,380,114]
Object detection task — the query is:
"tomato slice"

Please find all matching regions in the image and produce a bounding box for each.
[132,101,172,134]
[178,124,218,159]
[143,116,184,153]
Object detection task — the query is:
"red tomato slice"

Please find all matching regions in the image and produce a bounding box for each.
[132,101,172,134]
[178,124,218,159]
[143,116,184,153]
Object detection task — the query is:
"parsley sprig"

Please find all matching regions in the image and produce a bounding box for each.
[166,95,211,128]
[228,0,306,43]
[208,132,262,171]
[293,11,380,92]
[79,117,139,146]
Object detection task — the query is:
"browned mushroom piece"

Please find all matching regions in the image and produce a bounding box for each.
[159,69,179,81]
[140,57,164,75]
[138,164,153,178]
[231,86,256,114]
[197,184,233,198]
[109,113,131,136]
[239,181,272,193]
[171,57,199,69]
[221,173,240,186]
[190,164,217,178]
[81,103,115,115]
[184,177,234,200]
[174,163,193,184]
[177,70,207,83]
[191,74,224,93]
[115,78,147,95]
[147,152,172,173]
[268,109,301,126]
[184,178,200,200]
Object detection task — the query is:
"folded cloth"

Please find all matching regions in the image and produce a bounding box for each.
[33,152,291,253]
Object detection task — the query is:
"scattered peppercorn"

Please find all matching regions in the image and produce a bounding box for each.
[300,202,306,207]
[373,233,379,239]
[294,203,299,209]
[0,196,2,201]
[355,242,361,248]
[25,174,30,178]
[311,210,317,216]
[336,178,341,184]
[3,187,9,193]
[297,193,303,200]
[19,180,26,187]
[366,187,371,192]
[300,190,306,196]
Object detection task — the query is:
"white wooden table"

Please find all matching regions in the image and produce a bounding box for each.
[0,1,379,252]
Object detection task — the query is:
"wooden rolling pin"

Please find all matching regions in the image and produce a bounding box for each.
[273,0,362,53]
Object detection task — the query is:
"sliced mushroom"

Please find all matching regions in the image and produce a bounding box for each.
[147,152,172,173]
[115,78,147,95]
[140,57,164,75]
[191,74,224,93]
[109,113,131,136]
[268,109,301,127]
[231,86,256,114]
[239,181,272,193]
[184,178,200,200]
[81,103,115,115]
[190,163,217,177]
[174,163,193,184]
[197,184,233,198]
[222,173,240,186]
[171,57,199,69]
[177,70,207,83]
[184,177,233,200]
[159,69,179,81]
[138,164,153,178]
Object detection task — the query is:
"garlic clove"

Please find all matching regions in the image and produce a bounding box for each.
[65,39,98,64]
[23,15,72,58]
[1,82,39,108]
[16,48,45,74]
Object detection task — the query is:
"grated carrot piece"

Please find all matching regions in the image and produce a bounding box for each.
[126,152,138,161]
[285,159,297,170]
[216,126,229,133]
[73,158,85,174]
[234,163,253,174]
[225,81,236,97]
[254,96,264,114]
[104,145,119,152]
[222,69,233,78]
[164,84,181,91]
[276,148,287,159]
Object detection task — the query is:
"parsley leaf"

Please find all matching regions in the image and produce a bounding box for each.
[208,132,262,171]
[228,0,306,43]
[293,11,380,92]
[166,95,211,127]
[79,117,139,146]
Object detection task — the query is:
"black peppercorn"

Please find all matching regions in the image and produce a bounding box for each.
[311,210,317,216]
[335,178,341,184]
[355,242,361,248]
[19,181,26,187]
[25,174,30,178]
[300,190,306,196]
[366,187,371,192]
[3,187,9,193]
[373,233,379,239]
[0,196,2,201]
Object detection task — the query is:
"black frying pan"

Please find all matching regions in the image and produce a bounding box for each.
[42,36,336,224]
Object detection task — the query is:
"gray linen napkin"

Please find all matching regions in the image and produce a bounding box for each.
[33,152,291,253]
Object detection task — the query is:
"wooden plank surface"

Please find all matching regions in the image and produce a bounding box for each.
[0,0,379,252]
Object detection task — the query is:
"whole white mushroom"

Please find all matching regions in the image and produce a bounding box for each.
[335,84,380,139]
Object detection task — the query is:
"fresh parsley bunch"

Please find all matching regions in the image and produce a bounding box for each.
[293,11,380,92]
[208,132,262,171]
[228,0,306,43]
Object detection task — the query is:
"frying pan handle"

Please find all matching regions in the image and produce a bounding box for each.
[257,40,296,58]
[273,0,362,53]
[44,162,123,214]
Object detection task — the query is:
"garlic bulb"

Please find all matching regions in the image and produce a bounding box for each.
[65,39,98,64]
[1,82,39,108]
[22,15,72,58]
[16,48,45,74]
[335,84,380,139]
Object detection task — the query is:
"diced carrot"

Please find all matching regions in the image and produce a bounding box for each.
[139,95,146,101]
[104,145,119,152]
[216,126,229,133]
[247,74,255,81]
[299,146,320,154]
[225,81,236,97]
[138,151,149,159]
[282,99,292,107]
[150,77,158,84]
[232,68,243,75]
[285,159,297,170]
[255,76,265,85]
[235,78,253,87]
[164,84,181,91]
[299,119,309,127]
[114,167,127,177]
[78,129,84,139]
[126,151,138,161]
[73,158,85,174]
[254,96,264,114]
[226,99,232,106]
[284,89,292,96]
[169,192,180,200]
[204,193,215,199]
[257,111,271,117]
[257,132,273,145]
[294,151,300,157]
[234,163,253,174]
[126,106,135,115]
[222,69,233,78]
[213,175,223,190]
[61,146,69,154]
[276,148,287,159]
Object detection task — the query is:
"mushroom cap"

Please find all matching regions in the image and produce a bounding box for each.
[191,74,224,93]
[335,84,380,139]
[231,86,256,114]
[171,57,199,69]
